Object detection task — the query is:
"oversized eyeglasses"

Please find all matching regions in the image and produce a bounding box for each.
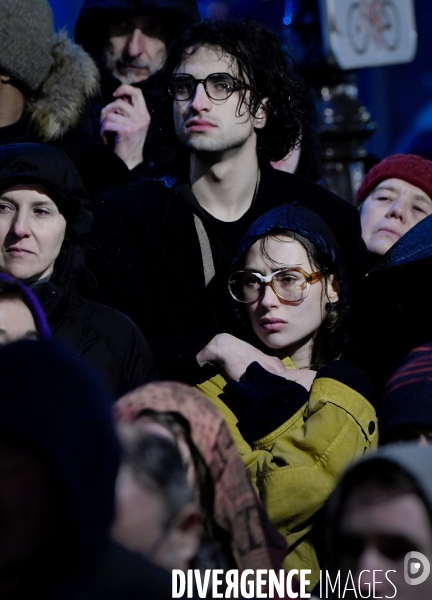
[168,72,254,101]
[228,268,323,304]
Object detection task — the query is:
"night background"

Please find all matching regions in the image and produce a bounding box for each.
[50,0,432,160]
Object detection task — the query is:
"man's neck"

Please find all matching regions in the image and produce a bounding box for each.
[0,82,25,128]
[189,141,260,222]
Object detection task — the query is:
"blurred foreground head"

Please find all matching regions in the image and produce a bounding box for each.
[378,343,432,445]
[115,381,288,572]
[112,423,201,571]
[327,444,432,600]
[0,339,119,599]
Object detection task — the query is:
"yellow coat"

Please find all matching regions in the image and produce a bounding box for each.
[196,357,378,588]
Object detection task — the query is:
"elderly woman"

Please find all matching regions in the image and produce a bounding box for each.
[356,154,432,258]
[0,142,155,396]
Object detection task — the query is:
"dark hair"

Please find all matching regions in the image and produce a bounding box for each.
[257,230,344,369]
[159,19,306,162]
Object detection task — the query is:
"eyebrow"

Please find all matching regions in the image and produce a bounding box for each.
[0,194,54,206]
[244,263,303,271]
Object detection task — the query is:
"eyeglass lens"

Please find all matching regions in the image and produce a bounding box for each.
[170,73,238,101]
[229,270,309,303]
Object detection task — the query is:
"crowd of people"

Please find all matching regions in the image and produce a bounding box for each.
[1,1,432,599]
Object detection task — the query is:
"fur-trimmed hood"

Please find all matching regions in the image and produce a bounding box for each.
[27,30,100,142]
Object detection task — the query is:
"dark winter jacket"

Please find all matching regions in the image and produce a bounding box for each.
[0,31,129,197]
[0,143,156,397]
[346,213,432,395]
[89,164,368,382]
[74,0,200,178]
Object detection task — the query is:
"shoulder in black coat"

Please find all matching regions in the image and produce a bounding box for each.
[89,164,367,382]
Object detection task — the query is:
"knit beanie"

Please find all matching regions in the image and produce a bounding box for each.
[0,0,54,91]
[378,343,432,442]
[355,154,432,206]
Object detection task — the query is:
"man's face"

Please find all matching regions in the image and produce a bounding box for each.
[360,178,432,255]
[104,14,167,84]
[337,483,432,599]
[172,45,266,158]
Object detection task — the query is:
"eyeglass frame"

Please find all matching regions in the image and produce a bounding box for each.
[228,267,324,304]
[168,72,254,102]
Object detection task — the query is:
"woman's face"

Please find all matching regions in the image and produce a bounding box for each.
[360,178,432,255]
[0,185,67,283]
[244,236,339,366]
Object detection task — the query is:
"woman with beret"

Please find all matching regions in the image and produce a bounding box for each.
[0,142,155,396]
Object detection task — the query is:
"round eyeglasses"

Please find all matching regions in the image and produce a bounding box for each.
[228,268,323,304]
[168,72,254,102]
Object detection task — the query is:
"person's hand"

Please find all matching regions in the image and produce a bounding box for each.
[277,368,317,391]
[100,84,151,170]
[197,333,287,382]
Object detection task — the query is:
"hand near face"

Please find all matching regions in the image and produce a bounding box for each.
[100,84,151,170]
[197,333,287,382]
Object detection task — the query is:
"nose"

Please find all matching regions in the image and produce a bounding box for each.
[126,28,148,58]
[10,211,31,239]
[259,282,280,309]
[354,548,389,596]
[385,197,408,222]
[190,82,212,113]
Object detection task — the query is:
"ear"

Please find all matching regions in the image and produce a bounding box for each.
[253,97,268,130]
[326,274,340,304]
[171,502,202,569]
[0,74,11,84]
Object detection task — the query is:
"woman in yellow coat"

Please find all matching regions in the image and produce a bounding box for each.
[196,203,378,589]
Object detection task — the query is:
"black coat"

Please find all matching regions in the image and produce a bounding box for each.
[0,143,156,398]
[346,214,432,396]
[90,164,367,383]
[0,112,129,200]
[33,283,156,398]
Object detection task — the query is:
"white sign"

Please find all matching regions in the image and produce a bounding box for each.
[319,0,417,69]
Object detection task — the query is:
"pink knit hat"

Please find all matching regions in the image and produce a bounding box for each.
[355,154,432,206]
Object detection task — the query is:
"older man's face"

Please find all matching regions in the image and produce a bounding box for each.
[104,14,167,84]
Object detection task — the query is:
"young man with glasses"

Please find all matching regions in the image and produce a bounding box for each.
[90,19,367,382]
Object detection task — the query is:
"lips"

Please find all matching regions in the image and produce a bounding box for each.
[186,119,216,131]
[259,317,287,331]
[6,247,33,255]
[376,227,402,239]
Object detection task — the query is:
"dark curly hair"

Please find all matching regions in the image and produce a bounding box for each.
[159,19,306,162]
